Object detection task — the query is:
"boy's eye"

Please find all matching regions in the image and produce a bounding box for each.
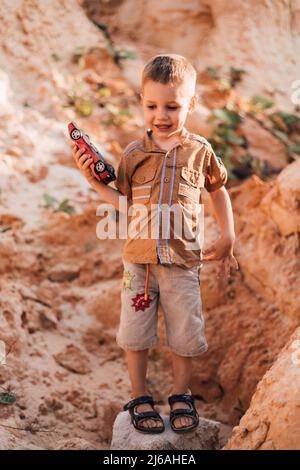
[146,105,178,110]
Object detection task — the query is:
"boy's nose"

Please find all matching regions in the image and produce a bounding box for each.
[156,109,169,119]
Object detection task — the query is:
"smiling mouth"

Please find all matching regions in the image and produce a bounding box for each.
[155,125,172,129]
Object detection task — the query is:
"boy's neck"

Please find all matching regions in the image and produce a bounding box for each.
[150,127,189,151]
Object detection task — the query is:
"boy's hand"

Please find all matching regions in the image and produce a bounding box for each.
[202,236,239,279]
[72,145,95,183]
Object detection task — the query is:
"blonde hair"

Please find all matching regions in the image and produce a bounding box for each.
[141,54,197,93]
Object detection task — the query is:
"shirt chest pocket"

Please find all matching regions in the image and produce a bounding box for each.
[178,167,204,203]
[131,168,156,203]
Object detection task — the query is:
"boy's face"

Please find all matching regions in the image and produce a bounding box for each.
[140,80,197,141]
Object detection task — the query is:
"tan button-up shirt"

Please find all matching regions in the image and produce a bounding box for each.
[115,128,227,268]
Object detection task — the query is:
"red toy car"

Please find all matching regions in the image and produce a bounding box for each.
[68,122,116,184]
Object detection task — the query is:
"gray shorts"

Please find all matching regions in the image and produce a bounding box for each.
[116,260,208,357]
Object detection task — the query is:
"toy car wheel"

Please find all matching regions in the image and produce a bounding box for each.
[71,129,81,140]
[95,161,106,173]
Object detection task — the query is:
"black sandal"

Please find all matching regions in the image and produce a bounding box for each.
[168,393,199,433]
[123,395,165,434]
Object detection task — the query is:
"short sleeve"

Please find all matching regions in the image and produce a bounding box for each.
[204,149,228,192]
[114,154,132,200]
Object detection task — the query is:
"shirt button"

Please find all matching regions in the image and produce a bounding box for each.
[164,177,169,183]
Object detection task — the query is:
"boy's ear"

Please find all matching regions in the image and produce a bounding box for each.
[188,94,198,113]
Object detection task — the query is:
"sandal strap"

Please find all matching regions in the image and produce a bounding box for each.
[133,410,162,421]
[123,395,154,411]
[170,408,197,420]
[168,393,195,406]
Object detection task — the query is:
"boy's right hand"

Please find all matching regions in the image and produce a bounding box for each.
[72,145,95,183]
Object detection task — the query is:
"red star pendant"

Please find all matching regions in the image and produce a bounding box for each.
[131,293,152,312]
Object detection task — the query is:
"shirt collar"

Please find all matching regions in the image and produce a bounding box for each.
[141,127,190,153]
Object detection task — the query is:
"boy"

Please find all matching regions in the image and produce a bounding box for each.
[72,54,238,434]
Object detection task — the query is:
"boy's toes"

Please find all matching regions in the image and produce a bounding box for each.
[174,416,193,429]
[142,419,158,429]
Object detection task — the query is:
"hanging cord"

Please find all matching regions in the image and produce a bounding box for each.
[144,263,150,301]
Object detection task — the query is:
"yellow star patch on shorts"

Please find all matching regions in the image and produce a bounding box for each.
[122,270,135,290]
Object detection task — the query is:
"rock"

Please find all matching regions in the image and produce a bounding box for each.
[87,0,300,107]
[96,399,121,443]
[240,118,287,170]
[55,438,98,450]
[224,326,300,450]
[6,147,22,157]
[39,309,58,329]
[48,263,80,283]
[232,173,300,322]
[0,427,10,450]
[0,69,13,116]
[110,412,220,450]
[0,427,45,450]
[54,345,91,374]
[260,159,300,237]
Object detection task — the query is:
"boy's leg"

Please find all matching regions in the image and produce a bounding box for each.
[158,264,207,429]
[126,349,161,429]
[170,352,194,429]
[118,261,161,429]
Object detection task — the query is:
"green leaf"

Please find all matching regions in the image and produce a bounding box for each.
[0,392,16,405]
[206,67,220,80]
[56,199,76,215]
[274,111,300,130]
[249,95,274,110]
[288,142,300,155]
[213,109,241,128]
[229,67,246,85]
[217,127,244,145]
[43,193,58,209]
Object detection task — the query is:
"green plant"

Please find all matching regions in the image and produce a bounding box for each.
[229,67,246,86]
[270,111,300,132]
[248,95,274,112]
[288,138,300,155]
[211,108,241,128]
[0,392,16,405]
[93,21,136,64]
[103,104,133,126]
[43,194,76,215]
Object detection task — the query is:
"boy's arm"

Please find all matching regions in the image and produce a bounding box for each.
[202,148,238,274]
[72,145,130,214]
[209,186,235,243]
[87,178,126,213]
[203,187,238,275]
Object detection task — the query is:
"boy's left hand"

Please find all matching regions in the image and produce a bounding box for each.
[202,237,239,279]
